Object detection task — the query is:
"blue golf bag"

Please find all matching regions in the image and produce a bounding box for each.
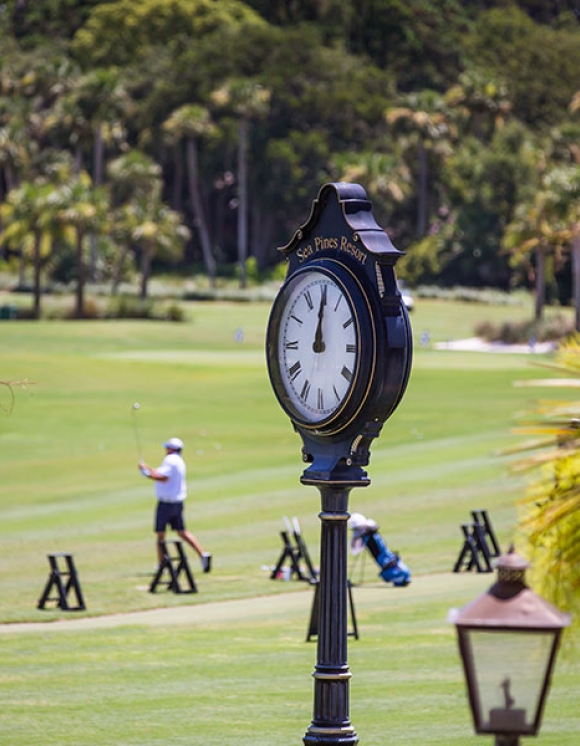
[349,513,411,587]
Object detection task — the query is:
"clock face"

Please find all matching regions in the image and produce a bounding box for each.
[267,264,374,432]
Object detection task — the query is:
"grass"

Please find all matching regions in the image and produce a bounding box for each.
[0,294,578,745]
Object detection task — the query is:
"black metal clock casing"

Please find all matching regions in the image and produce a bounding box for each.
[266,182,412,482]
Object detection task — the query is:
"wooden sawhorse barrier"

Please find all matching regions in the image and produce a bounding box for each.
[306,579,359,641]
[453,509,501,574]
[149,540,197,594]
[38,553,86,611]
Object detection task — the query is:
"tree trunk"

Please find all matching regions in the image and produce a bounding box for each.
[18,250,26,288]
[251,202,275,270]
[111,244,130,295]
[534,243,545,323]
[140,248,152,300]
[74,147,83,176]
[75,230,86,318]
[32,231,42,319]
[186,138,216,286]
[572,233,580,332]
[417,139,428,237]
[171,143,184,213]
[237,118,248,288]
[88,124,104,281]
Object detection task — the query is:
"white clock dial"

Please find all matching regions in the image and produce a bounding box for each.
[278,270,358,424]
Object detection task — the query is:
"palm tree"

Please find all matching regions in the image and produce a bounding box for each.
[445,69,511,143]
[503,184,565,323]
[162,104,217,286]
[211,79,270,288]
[46,67,130,280]
[47,67,129,181]
[0,180,57,318]
[385,90,456,237]
[48,172,110,318]
[542,166,580,331]
[107,150,164,293]
[125,197,190,300]
[335,150,412,213]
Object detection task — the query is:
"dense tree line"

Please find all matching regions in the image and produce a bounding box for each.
[1,0,580,318]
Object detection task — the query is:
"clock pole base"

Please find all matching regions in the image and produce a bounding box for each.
[304,724,359,746]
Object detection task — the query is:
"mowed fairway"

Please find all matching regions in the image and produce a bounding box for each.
[1,298,578,745]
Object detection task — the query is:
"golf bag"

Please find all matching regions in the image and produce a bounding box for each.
[348,513,411,587]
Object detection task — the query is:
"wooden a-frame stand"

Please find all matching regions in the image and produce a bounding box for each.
[453,509,501,573]
[271,516,318,583]
[306,579,359,641]
[38,553,86,611]
[149,540,197,594]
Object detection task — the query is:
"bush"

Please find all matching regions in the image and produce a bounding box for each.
[106,296,156,319]
[475,314,575,344]
[164,303,185,322]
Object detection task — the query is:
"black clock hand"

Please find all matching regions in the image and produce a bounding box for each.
[313,285,326,353]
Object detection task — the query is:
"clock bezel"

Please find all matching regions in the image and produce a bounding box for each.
[266,260,377,436]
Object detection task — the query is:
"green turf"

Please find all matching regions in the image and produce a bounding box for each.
[0,297,577,745]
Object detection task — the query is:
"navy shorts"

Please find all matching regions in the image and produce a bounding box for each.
[155,501,185,532]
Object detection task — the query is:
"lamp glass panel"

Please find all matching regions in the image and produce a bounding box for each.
[468,630,554,734]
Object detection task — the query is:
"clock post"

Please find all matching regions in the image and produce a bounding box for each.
[266,182,412,746]
[301,473,367,746]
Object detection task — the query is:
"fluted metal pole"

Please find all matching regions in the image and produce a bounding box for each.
[303,481,359,746]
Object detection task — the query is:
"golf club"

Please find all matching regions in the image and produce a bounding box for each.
[131,402,143,461]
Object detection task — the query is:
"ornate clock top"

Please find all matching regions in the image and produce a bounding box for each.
[279,181,404,266]
[266,182,412,484]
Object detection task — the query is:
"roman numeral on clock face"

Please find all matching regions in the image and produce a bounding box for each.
[300,379,311,402]
[341,366,353,382]
[285,340,299,350]
[289,361,301,381]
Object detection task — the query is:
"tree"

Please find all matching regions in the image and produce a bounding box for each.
[445,69,511,143]
[542,166,580,331]
[45,66,131,279]
[107,150,164,293]
[466,7,580,128]
[0,179,58,317]
[126,198,190,299]
[163,104,217,285]
[503,182,566,322]
[71,0,265,68]
[386,90,456,238]
[49,172,110,318]
[439,122,537,289]
[333,149,412,231]
[211,79,270,287]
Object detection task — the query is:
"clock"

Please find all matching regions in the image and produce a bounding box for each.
[267,259,376,436]
[265,181,412,480]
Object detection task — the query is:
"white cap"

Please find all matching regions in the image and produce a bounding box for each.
[163,437,184,451]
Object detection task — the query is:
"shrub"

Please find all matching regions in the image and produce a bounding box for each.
[475,314,575,344]
[164,303,185,322]
[106,296,156,319]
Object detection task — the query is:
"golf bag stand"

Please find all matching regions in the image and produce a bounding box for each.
[364,531,411,586]
[348,513,411,587]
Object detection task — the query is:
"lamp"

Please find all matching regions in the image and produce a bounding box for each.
[450,546,571,746]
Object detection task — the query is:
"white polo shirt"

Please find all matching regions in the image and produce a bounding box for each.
[155,452,187,503]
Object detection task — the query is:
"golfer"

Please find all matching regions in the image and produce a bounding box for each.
[139,437,211,573]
